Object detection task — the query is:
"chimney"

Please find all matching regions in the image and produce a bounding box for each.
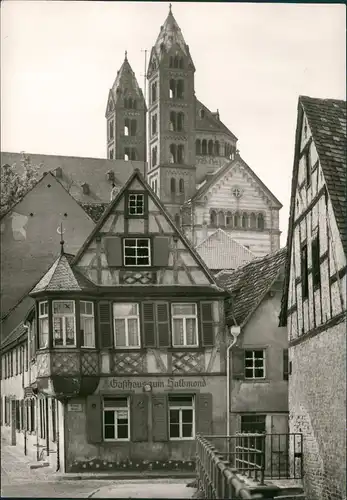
[81,182,90,195]
[216,109,220,121]
[55,167,63,178]
[107,170,115,182]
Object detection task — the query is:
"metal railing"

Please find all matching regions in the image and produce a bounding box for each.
[196,435,281,500]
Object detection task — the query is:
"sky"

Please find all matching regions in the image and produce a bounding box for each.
[1,1,346,246]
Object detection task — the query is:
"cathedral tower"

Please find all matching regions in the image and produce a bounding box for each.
[146,5,196,221]
[105,52,147,163]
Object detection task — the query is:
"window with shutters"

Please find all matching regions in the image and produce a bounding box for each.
[245,350,266,379]
[103,397,130,441]
[80,301,95,348]
[169,395,195,440]
[123,238,151,266]
[39,301,49,349]
[171,303,198,347]
[113,303,140,348]
[127,193,145,216]
[52,300,76,347]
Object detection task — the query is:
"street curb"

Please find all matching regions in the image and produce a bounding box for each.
[55,472,196,481]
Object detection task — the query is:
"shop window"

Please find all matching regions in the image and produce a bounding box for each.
[103,397,130,441]
[169,395,195,440]
[39,301,49,349]
[171,303,198,347]
[301,243,309,300]
[80,301,95,348]
[311,231,321,288]
[123,238,150,267]
[127,193,145,216]
[245,350,266,379]
[52,300,76,347]
[113,303,140,348]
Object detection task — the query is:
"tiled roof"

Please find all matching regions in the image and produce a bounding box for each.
[216,247,287,326]
[187,154,283,207]
[153,9,188,60]
[196,229,255,270]
[80,202,109,223]
[1,321,27,349]
[300,96,347,255]
[195,100,237,140]
[30,253,96,294]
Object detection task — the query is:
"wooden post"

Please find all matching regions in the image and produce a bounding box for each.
[11,398,16,446]
[45,398,50,457]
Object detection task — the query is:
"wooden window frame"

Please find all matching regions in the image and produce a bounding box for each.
[168,395,195,441]
[103,396,130,442]
[80,301,95,348]
[38,301,49,349]
[127,193,145,217]
[171,303,199,348]
[52,300,76,348]
[113,303,141,349]
[123,237,151,267]
[244,349,266,380]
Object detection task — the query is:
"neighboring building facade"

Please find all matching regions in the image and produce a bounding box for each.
[279,96,346,500]
[216,247,289,475]
[1,169,228,473]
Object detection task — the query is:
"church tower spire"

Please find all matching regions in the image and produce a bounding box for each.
[105,53,147,162]
[146,6,196,221]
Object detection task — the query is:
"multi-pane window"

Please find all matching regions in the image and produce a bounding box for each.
[52,301,76,347]
[301,243,309,299]
[311,232,321,288]
[123,238,150,266]
[128,193,144,216]
[113,303,140,348]
[169,395,195,440]
[39,301,49,349]
[103,397,130,441]
[80,301,95,347]
[245,350,266,379]
[171,303,198,347]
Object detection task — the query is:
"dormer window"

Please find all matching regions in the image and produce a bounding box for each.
[53,300,76,347]
[39,301,49,349]
[127,193,145,216]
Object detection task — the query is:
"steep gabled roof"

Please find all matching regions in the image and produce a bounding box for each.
[1,321,27,350]
[196,99,237,140]
[30,253,96,294]
[73,169,222,289]
[186,154,282,208]
[196,229,255,271]
[109,52,146,110]
[279,96,346,326]
[153,7,189,59]
[216,246,287,327]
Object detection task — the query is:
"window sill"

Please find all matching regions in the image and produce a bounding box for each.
[103,439,130,443]
[242,378,269,383]
[169,437,195,441]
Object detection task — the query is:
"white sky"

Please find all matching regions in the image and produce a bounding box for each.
[1,1,346,245]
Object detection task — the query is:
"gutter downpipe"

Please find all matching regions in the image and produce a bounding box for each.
[226,324,241,458]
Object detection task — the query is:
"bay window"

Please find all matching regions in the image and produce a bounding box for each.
[38,301,49,349]
[80,301,95,348]
[53,300,76,347]
[171,303,198,347]
[113,303,140,348]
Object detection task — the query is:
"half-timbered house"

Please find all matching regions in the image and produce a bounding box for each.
[279,96,346,500]
[1,168,228,473]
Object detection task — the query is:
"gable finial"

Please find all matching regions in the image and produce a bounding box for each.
[58,222,65,255]
[169,3,172,13]
[125,50,128,61]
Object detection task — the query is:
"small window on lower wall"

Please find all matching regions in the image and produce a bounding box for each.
[244,350,266,379]
[103,397,130,441]
[80,301,95,348]
[169,395,195,440]
[171,303,198,347]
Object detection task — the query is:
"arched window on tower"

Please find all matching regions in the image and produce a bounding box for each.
[169,56,174,68]
[177,145,184,164]
[241,212,248,229]
[250,213,256,229]
[151,146,157,168]
[233,212,240,228]
[124,147,137,161]
[214,141,220,156]
[196,139,201,155]
[124,118,130,136]
[179,178,184,195]
[177,80,184,99]
[218,211,225,227]
[170,177,176,194]
[133,99,137,110]
[177,113,184,131]
[124,97,128,108]
[151,81,157,103]
[174,56,179,68]
[179,58,184,69]
[128,97,133,109]
[257,213,265,230]
[208,140,214,155]
[130,120,137,136]
[202,140,207,155]
[226,211,233,227]
[170,111,176,131]
[210,210,217,227]
[169,79,176,99]
[169,144,177,163]
[152,114,158,135]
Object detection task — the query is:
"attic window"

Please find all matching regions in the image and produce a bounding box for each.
[81,182,90,195]
[200,109,205,119]
[127,193,145,216]
[123,238,150,267]
[107,170,115,182]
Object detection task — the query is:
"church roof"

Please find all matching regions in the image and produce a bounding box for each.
[30,252,95,294]
[196,229,255,271]
[196,99,237,140]
[216,246,287,327]
[187,154,283,208]
[109,52,145,108]
[153,7,188,60]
